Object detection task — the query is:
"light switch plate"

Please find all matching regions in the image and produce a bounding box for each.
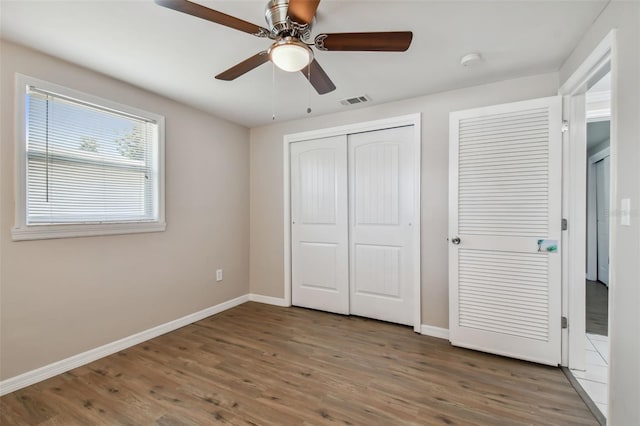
[621,198,631,226]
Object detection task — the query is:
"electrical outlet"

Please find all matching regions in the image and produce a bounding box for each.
[216,269,223,282]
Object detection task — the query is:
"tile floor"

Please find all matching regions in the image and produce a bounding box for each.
[571,333,609,419]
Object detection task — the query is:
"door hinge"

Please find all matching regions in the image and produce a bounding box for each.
[561,316,568,329]
[562,120,569,133]
[562,218,568,231]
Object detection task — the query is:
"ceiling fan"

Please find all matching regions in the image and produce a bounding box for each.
[155,0,413,94]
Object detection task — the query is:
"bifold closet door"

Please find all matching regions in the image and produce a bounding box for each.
[348,126,415,326]
[290,136,349,314]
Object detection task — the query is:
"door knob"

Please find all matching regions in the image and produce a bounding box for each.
[451,237,461,245]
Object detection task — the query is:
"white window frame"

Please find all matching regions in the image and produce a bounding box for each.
[12,74,166,241]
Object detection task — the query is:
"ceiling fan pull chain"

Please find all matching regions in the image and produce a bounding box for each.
[306,64,312,114]
[272,62,276,121]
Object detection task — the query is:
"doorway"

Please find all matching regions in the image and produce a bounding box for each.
[558,30,616,422]
[574,71,611,419]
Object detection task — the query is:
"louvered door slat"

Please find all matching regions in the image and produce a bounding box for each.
[459,111,550,237]
[459,248,550,340]
[449,96,562,366]
[459,108,548,125]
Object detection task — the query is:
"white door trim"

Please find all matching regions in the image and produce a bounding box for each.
[283,114,422,332]
[586,147,611,282]
[557,29,616,372]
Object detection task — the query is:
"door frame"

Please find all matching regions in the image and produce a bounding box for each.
[283,114,422,332]
[558,29,616,370]
[586,147,610,282]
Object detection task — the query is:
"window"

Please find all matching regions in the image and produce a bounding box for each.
[12,74,165,240]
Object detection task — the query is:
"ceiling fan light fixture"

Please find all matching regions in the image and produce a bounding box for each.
[269,37,313,72]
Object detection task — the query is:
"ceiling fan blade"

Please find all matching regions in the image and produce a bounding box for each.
[315,32,413,52]
[301,59,336,95]
[215,51,270,81]
[287,0,321,26]
[155,0,269,37]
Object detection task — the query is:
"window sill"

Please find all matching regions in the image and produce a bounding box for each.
[11,221,166,241]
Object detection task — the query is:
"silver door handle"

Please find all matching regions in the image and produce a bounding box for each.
[451,237,461,245]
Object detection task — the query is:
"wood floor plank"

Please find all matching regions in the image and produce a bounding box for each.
[1,302,597,425]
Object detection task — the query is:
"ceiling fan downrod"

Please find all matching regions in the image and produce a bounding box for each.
[265,0,312,40]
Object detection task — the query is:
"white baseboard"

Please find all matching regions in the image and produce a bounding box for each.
[249,293,289,307]
[2,294,433,395]
[0,294,249,396]
[420,324,450,340]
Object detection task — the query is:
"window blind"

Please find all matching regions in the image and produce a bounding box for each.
[26,86,159,225]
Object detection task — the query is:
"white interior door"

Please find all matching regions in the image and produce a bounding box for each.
[291,136,349,314]
[595,156,610,286]
[348,126,415,326]
[449,96,563,366]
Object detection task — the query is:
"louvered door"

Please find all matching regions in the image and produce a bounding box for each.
[449,96,562,366]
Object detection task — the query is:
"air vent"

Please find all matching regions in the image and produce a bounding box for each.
[340,95,371,106]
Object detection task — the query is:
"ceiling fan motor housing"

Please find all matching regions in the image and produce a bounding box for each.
[265,0,312,40]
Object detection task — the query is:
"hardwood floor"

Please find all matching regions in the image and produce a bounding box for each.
[1,302,597,425]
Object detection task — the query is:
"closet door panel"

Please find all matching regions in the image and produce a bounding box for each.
[290,136,349,314]
[349,126,415,325]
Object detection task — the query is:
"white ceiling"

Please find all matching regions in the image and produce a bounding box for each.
[1,0,608,128]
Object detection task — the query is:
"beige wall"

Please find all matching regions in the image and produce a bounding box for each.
[0,41,250,380]
[250,72,559,329]
[560,2,640,424]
